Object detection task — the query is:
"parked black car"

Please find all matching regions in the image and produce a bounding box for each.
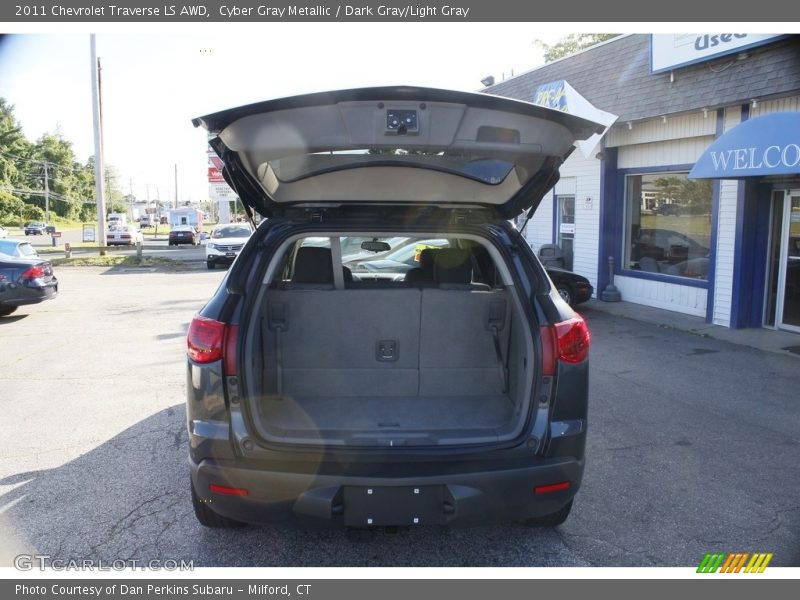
[0,252,58,316]
[547,267,594,306]
[168,225,200,246]
[185,87,599,530]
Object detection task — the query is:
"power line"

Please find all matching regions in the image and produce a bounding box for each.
[0,150,95,175]
[0,184,88,204]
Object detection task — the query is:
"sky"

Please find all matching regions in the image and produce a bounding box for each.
[0,24,570,205]
[0,23,793,206]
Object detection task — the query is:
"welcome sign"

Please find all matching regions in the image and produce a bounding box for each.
[689,112,800,179]
[651,34,785,74]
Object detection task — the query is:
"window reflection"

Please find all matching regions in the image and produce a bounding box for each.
[625,173,713,280]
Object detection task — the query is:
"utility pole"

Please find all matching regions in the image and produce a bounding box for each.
[174,163,178,208]
[90,34,108,255]
[128,177,134,218]
[43,162,50,222]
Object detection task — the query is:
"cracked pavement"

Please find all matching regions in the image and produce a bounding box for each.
[0,267,797,567]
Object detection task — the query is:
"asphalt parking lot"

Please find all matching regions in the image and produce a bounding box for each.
[0,266,798,568]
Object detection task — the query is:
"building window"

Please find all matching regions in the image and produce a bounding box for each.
[624,172,713,280]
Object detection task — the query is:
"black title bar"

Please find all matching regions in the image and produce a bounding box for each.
[2,0,796,22]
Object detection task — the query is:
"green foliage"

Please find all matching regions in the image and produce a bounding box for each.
[0,97,129,224]
[537,34,620,63]
[653,176,713,215]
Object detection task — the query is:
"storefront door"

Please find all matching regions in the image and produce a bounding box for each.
[766,190,800,332]
[557,195,575,271]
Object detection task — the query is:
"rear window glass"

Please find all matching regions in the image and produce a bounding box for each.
[213,225,252,238]
[274,235,500,288]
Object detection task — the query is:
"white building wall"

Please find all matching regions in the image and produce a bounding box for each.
[749,95,800,116]
[566,155,602,289]
[711,106,744,327]
[523,189,553,251]
[524,176,576,255]
[614,276,708,316]
[617,136,715,169]
[606,111,717,147]
[523,153,602,292]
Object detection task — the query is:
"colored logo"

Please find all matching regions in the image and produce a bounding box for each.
[697,552,773,573]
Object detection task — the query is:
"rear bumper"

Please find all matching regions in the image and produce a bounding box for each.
[190,455,583,527]
[206,253,238,265]
[1,280,58,307]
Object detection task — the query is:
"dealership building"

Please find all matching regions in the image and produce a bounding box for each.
[486,34,800,333]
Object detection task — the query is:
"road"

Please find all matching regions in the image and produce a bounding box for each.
[20,228,208,262]
[0,267,798,567]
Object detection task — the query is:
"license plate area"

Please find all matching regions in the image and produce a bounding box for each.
[225,252,236,257]
[343,485,444,527]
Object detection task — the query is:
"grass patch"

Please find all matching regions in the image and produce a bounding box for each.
[50,255,185,268]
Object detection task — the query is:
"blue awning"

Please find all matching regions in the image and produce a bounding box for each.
[689,112,800,179]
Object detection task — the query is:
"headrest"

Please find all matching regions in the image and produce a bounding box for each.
[293,247,333,283]
[433,248,472,284]
[418,248,436,271]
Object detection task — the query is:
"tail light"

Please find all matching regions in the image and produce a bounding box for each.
[540,315,591,376]
[21,265,45,280]
[187,316,238,375]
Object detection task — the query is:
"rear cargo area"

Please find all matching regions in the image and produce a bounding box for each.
[248,283,533,446]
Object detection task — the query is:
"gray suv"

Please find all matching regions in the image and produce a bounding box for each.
[186,87,598,529]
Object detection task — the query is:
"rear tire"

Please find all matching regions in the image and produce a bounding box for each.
[522,500,573,527]
[191,481,246,529]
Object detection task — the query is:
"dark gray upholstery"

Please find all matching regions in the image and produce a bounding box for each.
[404,248,436,285]
[290,246,353,287]
[293,247,334,283]
[257,285,519,439]
[432,248,472,284]
[419,289,509,396]
[266,289,422,397]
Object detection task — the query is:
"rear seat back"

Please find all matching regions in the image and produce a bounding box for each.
[419,288,509,396]
[266,289,421,397]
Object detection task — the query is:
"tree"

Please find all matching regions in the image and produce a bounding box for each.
[26,132,90,220]
[536,34,620,63]
[653,176,712,216]
[0,99,35,223]
[0,99,31,188]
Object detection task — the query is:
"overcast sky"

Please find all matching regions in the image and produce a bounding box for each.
[0,24,791,204]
